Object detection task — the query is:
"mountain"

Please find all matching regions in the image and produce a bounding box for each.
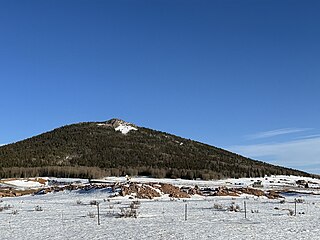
[0,119,314,179]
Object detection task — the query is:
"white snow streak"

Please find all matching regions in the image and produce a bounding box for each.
[115,124,137,134]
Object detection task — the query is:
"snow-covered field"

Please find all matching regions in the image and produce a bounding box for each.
[1,175,320,240]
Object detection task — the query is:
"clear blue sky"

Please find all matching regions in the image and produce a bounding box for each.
[1,0,320,173]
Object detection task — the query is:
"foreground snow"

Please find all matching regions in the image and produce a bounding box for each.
[1,175,320,240]
[3,179,44,189]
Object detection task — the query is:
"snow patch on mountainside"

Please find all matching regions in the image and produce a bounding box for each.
[115,124,137,134]
[97,119,138,135]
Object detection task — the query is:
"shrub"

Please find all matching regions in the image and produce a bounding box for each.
[213,203,224,210]
[288,209,294,216]
[130,201,141,209]
[90,200,98,205]
[229,203,240,212]
[35,205,43,211]
[87,212,95,218]
[3,204,13,210]
[118,207,137,218]
[296,198,305,203]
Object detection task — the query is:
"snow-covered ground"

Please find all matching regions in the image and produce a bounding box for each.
[1,175,320,240]
[3,179,44,189]
[104,175,320,192]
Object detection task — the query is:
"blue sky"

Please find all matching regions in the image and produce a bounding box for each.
[1,0,320,173]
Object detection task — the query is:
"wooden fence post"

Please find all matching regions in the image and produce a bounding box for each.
[97,203,100,225]
[185,204,187,221]
[244,201,247,219]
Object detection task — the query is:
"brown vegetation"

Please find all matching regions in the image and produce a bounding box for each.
[120,184,161,199]
[156,183,190,198]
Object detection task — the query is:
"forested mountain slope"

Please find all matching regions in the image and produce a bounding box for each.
[0,119,313,179]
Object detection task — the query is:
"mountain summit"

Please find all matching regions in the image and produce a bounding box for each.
[0,119,313,179]
[97,119,138,135]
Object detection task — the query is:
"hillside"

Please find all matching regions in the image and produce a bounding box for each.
[0,119,313,179]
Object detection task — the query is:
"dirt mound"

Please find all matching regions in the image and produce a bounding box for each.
[214,187,240,197]
[240,187,265,197]
[35,178,47,185]
[120,183,191,199]
[121,183,161,199]
[266,190,282,199]
[186,187,202,195]
[237,188,281,199]
[0,189,38,198]
[157,183,190,198]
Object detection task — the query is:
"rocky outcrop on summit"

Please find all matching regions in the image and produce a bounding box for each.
[97,119,138,135]
[97,119,136,128]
